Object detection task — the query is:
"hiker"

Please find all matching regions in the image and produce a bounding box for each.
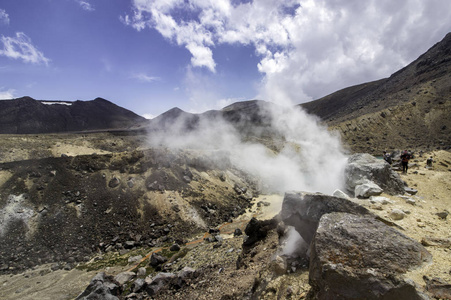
[383,151,392,165]
[426,156,433,168]
[400,150,411,174]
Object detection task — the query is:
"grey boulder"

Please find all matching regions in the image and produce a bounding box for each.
[309,212,431,300]
[345,153,405,195]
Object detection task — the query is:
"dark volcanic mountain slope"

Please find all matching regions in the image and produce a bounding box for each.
[0,97,146,134]
[301,32,451,153]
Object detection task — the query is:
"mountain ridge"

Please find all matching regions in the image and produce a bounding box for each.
[0,97,146,134]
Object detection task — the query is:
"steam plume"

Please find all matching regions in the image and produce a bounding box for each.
[147,101,347,195]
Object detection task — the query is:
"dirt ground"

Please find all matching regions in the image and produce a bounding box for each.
[0,143,449,299]
[377,150,451,286]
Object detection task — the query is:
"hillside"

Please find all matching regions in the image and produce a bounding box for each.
[301,32,451,154]
[0,97,146,134]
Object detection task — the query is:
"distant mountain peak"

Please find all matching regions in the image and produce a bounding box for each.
[15,96,36,101]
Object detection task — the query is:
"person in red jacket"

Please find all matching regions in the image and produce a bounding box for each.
[400,150,411,174]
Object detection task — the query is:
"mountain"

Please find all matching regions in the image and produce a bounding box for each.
[301,32,451,153]
[0,97,146,134]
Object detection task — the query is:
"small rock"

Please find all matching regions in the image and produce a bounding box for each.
[369,196,392,205]
[108,177,120,188]
[389,209,406,221]
[213,242,223,249]
[114,271,136,285]
[128,255,143,263]
[124,241,135,249]
[436,211,448,220]
[233,228,243,236]
[170,244,181,252]
[405,198,416,205]
[149,253,167,267]
[131,278,146,293]
[404,187,418,195]
[137,267,147,276]
[50,263,60,271]
[421,237,451,248]
[272,255,287,275]
[127,180,134,188]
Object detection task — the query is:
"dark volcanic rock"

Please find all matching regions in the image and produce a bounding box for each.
[76,272,121,300]
[145,272,176,296]
[149,253,168,268]
[309,212,431,300]
[280,191,370,245]
[242,217,278,248]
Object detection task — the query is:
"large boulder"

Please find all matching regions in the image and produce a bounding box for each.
[280,192,370,246]
[345,153,405,195]
[309,212,432,300]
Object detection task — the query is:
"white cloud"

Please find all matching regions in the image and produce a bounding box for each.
[0,9,9,25]
[0,32,50,65]
[0,88,15,100]
[77,0,95,12]
[186,43,215,72]
[126,0,451,105]
[131,72,160,83]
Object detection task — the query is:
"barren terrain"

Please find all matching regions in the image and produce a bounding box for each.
[0,132,449,299]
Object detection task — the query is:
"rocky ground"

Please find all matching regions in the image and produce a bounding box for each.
[0,132,449,299]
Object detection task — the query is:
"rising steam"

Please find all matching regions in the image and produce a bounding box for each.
[147,101,347,195]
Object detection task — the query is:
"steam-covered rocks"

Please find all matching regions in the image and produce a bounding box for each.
[147,100,348,195]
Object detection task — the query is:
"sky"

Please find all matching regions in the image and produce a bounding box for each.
[0,0,450,119]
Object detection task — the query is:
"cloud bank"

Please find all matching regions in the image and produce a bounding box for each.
[0,32,50,65]
[77,0,95,12]
[124,0,451,105]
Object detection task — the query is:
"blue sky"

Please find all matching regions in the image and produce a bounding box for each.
[1,0,450,118]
